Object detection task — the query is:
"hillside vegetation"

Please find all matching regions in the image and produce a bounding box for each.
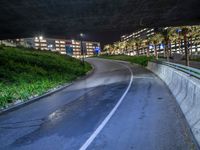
[0,46,91,107]
[99,55,154,66]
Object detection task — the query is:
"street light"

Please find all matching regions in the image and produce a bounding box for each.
[80,33,85,65]
[80,33,84,37]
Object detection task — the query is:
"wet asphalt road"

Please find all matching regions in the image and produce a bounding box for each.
[0,58,197,150]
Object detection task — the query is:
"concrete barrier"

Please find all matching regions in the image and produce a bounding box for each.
[147,61,200,146]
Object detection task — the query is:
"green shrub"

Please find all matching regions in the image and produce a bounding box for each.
[99,55,154,66]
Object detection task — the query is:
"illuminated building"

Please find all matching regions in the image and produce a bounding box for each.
[1,37,101,58]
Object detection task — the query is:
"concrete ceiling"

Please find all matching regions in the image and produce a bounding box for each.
[0,0,200,44]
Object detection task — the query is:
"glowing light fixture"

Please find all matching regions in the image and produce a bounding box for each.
[80,33,84,37]
[39,36,43,40]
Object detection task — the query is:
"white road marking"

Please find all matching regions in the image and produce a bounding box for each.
[79,64,133,150]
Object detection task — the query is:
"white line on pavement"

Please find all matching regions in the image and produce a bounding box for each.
[79,63,133,150]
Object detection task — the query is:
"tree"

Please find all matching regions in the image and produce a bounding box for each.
[192,26,200,54]
[186,26,200,55]
[114,41,125,54]
[159,27,177,61]
[127,39,134,55]
[128,39,137,55]
[141,40,147,56]
[120,41,127,54]
[176,25,200,66]
[149,33,164,59]
[113,42,120,54]
[103,44,114,55]
[168,28,179,57]
[135,38,143,56]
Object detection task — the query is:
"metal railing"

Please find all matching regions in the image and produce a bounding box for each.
[153,60,200,79]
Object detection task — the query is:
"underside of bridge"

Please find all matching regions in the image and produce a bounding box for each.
[0,0,200,43]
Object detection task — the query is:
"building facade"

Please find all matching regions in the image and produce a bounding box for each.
[121,27,200,56]
[121,28,155,42]
[0,37,101,58]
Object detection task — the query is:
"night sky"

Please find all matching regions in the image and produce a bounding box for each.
[0,0,199,46]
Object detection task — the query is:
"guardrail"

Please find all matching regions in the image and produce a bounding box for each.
[152,60,200,79]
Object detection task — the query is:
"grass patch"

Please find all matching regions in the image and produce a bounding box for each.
[190,58,200,62]
[99,55,154,66]
[0,46,92,107]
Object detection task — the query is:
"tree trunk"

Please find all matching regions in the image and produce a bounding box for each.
[164,46,166,58]
[169,41,172,57]
[178,38,183,54]
[154,44,158,60]
[190,37,193,55]
[184,33,189,66]
[175,41,177,53]
[146,45,150,57]
[195,37,198,54]
[136,46,139,56]
[132,45,134,55]
[166,41,169,61]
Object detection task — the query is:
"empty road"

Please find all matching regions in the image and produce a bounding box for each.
[0,58,197,150]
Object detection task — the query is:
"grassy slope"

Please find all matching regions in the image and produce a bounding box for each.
[190,58,200,62]
[0,46,92,107]
[99,55,154,67]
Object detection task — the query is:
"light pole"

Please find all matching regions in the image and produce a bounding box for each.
[80,33,85,65]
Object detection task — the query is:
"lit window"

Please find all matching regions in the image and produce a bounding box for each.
[41,40,47,43]
[41,44,47,47]
[60,41,65,44]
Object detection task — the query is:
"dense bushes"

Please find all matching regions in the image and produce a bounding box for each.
[99,55,154,66]
[0,46,92,107]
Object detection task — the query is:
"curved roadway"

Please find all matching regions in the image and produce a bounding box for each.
[0,58,197,150]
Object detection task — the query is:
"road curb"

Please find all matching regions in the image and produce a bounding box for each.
[0,63,95,115]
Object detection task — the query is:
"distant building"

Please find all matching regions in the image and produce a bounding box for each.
[121,27,200,55]
[121,28,155,41]
[0,37,101,58]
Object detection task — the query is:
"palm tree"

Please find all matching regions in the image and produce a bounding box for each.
[129,39,137,55]
[178,26,197,66]
[103,44,113,55]
[192,26,200,54]
[181,27,191,66]
[141,40,147,56]
[114,41,126,54]
[186,25,200,55]
[113,41,121,54]
[159,27,177,61]
[168,28,179,57]
[127,40,133,55]
[120,41,127,54]
[135,38,142,56]
[143,39,150,57]
[149,33,164,59]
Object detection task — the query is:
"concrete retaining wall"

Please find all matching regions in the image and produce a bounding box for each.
[147,61,200,145]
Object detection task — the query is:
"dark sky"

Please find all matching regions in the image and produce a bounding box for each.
[0,0,199,46]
